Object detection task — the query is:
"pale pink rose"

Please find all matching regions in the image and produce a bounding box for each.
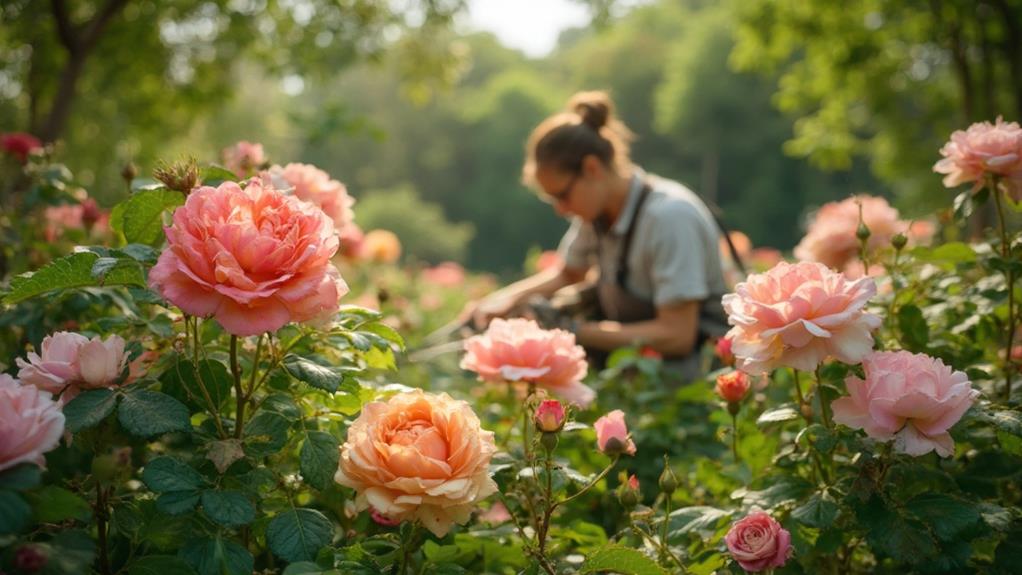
[715,371,750,403]
[422,262,466,287]
[266,163,355,231]
[722,261,882,374]
[148,179,347,337]
[535,250,563,273]
[77,335,129,389]
[334,390,498,537]
[594,410,636,456]
[934,117,1022,191]
[222,140,266,178]
[725,509,792,572]
[831,351,978,457]
[478,500,511,525]
[360,229,402,263]
[0,374,65,472]
[460,318,593,407]
[534,399,566,433]
[794,196,933,270]
[17,333,136,402]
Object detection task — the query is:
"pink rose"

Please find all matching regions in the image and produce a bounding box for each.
[594,410,636,456]
[934,117,1022,195]
[265,163,356,231]
[460,318,593,407]
[0,375,65,472]
[338,222,365,260]
[334,390,498,537]
[534,399,566,433]
[148,179,347,336]
[370,508,403,527]
[222,140,266,177]
[1,132,42,164]
[794,195,933,270]
[16,332,136,402]
[715,371,750,404]
[478,500,511,525]
[725,509,792,572]
[422,262,466,287]
[715,336,734,366]
[360,229,402,263]
[722,261,882,374]
[831,351,978,457]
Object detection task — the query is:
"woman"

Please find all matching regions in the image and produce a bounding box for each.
[471,91,732,377]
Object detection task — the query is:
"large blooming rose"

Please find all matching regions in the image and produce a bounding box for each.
[222,140,266,177]
[264,163,355,231]
[460,318,593,407]
[934,117,1022,198]
[16,332,136,402]
[0,374,65,472]
[794,195,933,270]
[722,261,881,374]
[334,390,498,537]
[149,179,347,336]
[724,508,792,572]
[831,351,978,457]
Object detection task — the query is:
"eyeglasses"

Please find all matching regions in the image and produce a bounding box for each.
[543,173,579,205]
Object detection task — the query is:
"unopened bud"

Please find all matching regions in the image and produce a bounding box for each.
[539,431,559,453]
[800,402,815,421]
[121,162,138,183]
[618,474,640,509]
[892,232,908,250]
[534,399,566,433]
[658,457,678,495]
[153,157,200,194]
[856,221,871,242]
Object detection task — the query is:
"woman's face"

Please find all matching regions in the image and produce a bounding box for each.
[534,158,607,222]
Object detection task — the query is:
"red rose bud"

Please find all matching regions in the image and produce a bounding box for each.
[534,399,566,433]
[639,346,661,360]
[715,371,750,404]
[15,545,47,573]
[81,198,102,228]
[1,132,42,164]
[618,474,640,508]
[715,336,735,366]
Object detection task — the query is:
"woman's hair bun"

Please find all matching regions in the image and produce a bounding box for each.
[569,91,613,131]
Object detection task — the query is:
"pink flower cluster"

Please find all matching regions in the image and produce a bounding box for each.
[0,374,65,473]
[935,117,1022,200]
[723,261,882,374]
[16,332,137,402]
[460,318,593,407]
[832,351,978,457]
[148,179,347,336]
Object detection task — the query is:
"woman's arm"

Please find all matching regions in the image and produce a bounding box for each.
[470,264,590,328]
[575,300,700,356]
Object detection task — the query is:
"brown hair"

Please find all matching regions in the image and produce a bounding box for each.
[522,90,634,186]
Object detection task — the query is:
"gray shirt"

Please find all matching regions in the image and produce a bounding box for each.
[558,169,729,310]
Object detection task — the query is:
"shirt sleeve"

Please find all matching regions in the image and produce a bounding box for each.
[648,203,715,306]
[557,217,597,271]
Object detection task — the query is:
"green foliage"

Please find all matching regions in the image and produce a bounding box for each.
[2,251,146,305]
[266,509,335,563]
[354,185,475,263]
[109,187,186,246]
[579,544,668,575]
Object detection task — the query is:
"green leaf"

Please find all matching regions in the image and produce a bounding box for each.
[266,508,334,563]
[300,431,340,491]
[111,187,185,246]
[360,322,406,350]
[734,477,812,509]
[0,464,42,490]
[142,456,205,492]
[3,251,147,304]
[48,529,97,574]
[668,506,731,539]
[912,242,977,265]
[897,304,929,352]
[118,390,191,437]
[283,354,343,393]
[791,491,839,528]
[201,490,256,527]
[579,544,668,575]
[0,490,31,534]
[905,493,981,542]
[162,358,233,412]
[243,411,291,457]
[126,555,197,575]
[756,405,800,425]
[857,496,937,562]
[156,491,201,515]
[200,165,239,184]
[179,537,254,575]
[64,389,119,433]
[30,486,92,522]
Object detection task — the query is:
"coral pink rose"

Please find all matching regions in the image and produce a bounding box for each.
[265,163,355,231]
[360,229,402,263]
[594,410,636,456]
[1,132,42,163]
[722,261,882,374]
[715,336,734,366]
[725,509,792,572]
[16,332,137,402]
[222,140,266,177]
[0,375,65,472]
[715,371,750,403]
[794,195,933,270]
[148,179,347,337]
[831,351,978,457]
[934,117,1022,195]
[334,390,498,537]
[422,262,466,287]
[460,318,593,407]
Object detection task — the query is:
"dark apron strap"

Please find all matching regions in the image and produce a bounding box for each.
[615,183,653,289]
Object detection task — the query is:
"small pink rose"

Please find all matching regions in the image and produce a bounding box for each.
[934,117,1022,193]
[0,375,65,473]
[715,336,734,366]
[594,410,636,456]
[725,509,792,572]
[222,140,266,178]
[534,399,566,433]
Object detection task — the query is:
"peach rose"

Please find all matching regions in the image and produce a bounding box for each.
[934,117,1022,194]
[360,229,402,263]
[831,351,978,457]
[594,410,636,456]
[265,163,355,231]
[725,509,792,572]
[149,179,347,336]
[0,374,65,472]
[222,140,266,178]
[715,371,750,403]
[421,262,466,287]
[794,195,933,270]
[460,318,593,407]
[16,332,136,402]
[722,261,881,374]
[334,390,498,537]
